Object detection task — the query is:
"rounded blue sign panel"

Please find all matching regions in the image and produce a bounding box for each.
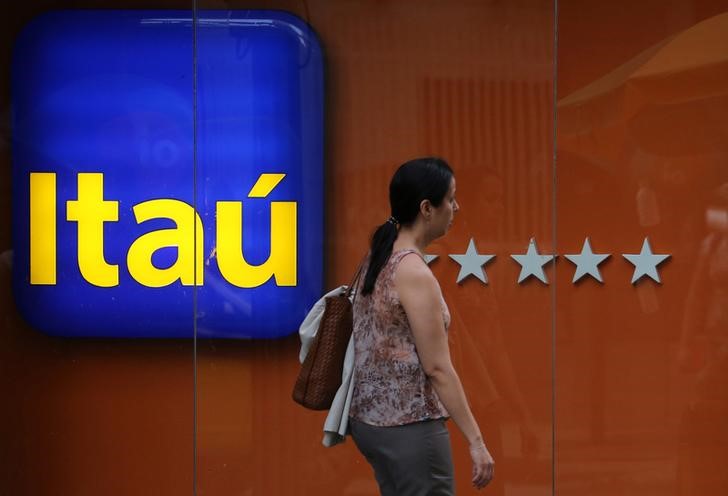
[11,10,324,338]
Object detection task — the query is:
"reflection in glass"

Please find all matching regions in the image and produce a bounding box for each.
[558,7,728,495]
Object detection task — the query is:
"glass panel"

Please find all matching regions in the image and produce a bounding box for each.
[556,1,728,495]
[1,3,195,495]
[194,1,555,495]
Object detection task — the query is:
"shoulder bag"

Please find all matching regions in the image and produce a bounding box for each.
[292,263,363,410]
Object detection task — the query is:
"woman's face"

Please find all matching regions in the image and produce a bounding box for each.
[430,177,459,237]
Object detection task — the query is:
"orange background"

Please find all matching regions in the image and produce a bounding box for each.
[1,1,727,495]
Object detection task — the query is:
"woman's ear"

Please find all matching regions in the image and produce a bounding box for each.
[420,199,432,220]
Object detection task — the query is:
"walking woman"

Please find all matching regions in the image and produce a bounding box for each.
[349,157,495,495]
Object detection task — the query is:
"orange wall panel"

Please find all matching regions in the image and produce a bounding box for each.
[557,1,728,495]
[3,1,727,495]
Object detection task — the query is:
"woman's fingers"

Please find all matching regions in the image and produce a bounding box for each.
[470,446,494,489]
[472,460,494,489]
[486,461,494,484]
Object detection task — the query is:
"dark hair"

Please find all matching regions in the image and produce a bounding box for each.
[361,157,454,295]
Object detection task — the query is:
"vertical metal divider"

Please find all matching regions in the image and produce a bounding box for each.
[551,1,559,495]
[192,2,199,495]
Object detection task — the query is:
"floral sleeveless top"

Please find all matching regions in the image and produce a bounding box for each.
[349,249,450,426]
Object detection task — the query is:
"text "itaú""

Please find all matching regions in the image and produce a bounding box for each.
[29,172,297,288]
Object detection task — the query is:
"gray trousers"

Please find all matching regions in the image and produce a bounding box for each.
[349,417,455,496]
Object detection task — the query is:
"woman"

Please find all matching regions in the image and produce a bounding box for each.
[349,157,495,495]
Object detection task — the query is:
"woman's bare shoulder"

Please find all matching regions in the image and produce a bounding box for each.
[396,252,437,289]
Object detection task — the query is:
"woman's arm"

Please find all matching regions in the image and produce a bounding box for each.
[396,254,494,489]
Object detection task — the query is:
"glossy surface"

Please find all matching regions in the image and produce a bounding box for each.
[1,2,195,494]
[195,10,324,339]
[195,1,555,495]
[10,10,323,338]
[1,1,727,495]
[557,1,728,494]
[12,10,196,337]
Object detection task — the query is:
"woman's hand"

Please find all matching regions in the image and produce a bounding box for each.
[469,442,494,489]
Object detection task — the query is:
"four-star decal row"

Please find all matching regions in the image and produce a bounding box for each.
[427,237,670,285]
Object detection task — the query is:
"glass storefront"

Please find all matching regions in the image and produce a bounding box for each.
[1,1,726,494]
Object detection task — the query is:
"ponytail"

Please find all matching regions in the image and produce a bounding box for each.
[361,221,398,295]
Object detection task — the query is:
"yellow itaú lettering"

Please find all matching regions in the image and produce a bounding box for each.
[127,199,203,287]
[66,173,119,287]
[30,172,57,284]
[216,201,297,287]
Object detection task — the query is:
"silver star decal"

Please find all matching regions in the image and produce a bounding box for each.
[511,238,556,284]
[424,254,438,265]
[622,237,670,284]
[448,238,495,284]
[564,237,610,283]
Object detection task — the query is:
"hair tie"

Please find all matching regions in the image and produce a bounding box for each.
[386,216,399,227]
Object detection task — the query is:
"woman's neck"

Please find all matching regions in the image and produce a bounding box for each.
[393,225,431,256]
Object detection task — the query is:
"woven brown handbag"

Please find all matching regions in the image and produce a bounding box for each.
[292,265,363,410]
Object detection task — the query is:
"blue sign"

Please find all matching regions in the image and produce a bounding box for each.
[11,10,324,338]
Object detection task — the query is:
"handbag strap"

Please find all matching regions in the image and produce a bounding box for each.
[344,257,366,302]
